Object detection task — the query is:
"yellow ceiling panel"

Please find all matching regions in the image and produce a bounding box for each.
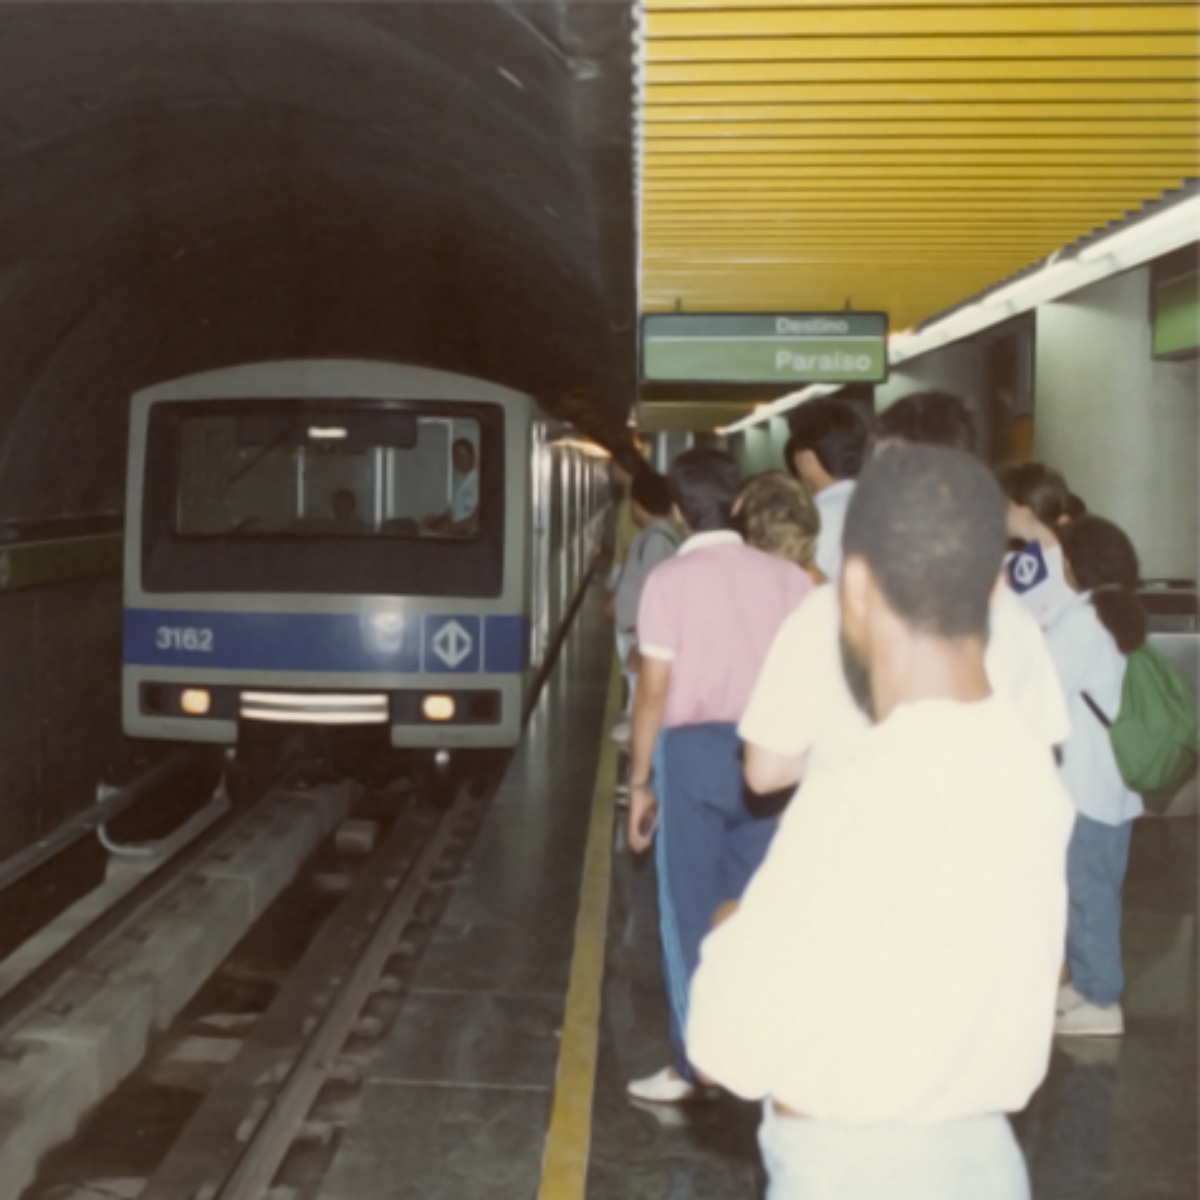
[647,101,1198,121]
[649,0,1193,7]
[647,137,1196,155]
[649,79,1197,103]
[651,34,1196,62]
[645,5,1198,39]
[646,119,1200,139]
[651,57,1199,86]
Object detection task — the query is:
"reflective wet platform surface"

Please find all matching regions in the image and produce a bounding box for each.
[320,589,1198,1200]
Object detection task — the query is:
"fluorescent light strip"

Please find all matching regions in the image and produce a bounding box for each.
[240,691,387,708]
[718,383,841,436]
[240,708,388,725]
[890,196,1200,368]
[1079,196,1200,263]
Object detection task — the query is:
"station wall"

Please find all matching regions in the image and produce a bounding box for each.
[729,417,789,478]
[1034,266,1198,582]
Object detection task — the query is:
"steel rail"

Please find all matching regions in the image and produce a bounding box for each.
[213,785,479,1200]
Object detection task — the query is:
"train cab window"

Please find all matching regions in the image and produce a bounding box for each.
[142,400,503,597]
[175,414,482,542]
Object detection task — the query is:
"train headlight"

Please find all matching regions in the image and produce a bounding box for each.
[180,688,212,716]
[422,695,456,722]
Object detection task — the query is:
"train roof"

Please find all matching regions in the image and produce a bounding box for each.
[132,360,539,414]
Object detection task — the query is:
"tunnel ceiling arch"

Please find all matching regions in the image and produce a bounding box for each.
[639,0,1200,329]
[0,2,637,522]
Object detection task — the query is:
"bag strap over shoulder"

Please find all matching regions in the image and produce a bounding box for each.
[1082,690,1113,729]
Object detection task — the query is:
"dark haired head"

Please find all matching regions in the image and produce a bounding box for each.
[668,447,741,533]
[842,443,1006,637]
[871,391,976,457]
[996,461,1071,527]
[631,470,675,519]
[452,439,476,471]
[785,399,868,481]
[1060,516,1145,653]
[1064,492,1088,521]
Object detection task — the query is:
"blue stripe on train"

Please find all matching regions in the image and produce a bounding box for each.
[124,609,527,674]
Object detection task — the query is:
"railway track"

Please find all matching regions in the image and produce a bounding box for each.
[9,759,502,1200]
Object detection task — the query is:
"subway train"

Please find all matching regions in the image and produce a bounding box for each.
[121,359,609,762]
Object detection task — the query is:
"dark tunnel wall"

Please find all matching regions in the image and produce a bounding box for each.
[0,1,637,523]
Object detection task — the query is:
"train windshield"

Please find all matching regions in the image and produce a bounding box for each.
[174,410,482,540]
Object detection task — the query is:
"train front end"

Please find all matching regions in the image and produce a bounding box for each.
[121,361,534,753]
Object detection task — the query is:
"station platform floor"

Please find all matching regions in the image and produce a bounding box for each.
[319,587,1198,1200]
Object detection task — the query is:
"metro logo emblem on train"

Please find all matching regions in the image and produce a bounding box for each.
[430,619,473,669]
[1008,542,1049,594]
[422,614,482,673]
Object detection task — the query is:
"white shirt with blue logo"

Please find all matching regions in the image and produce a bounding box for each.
[1004,539,1075,629]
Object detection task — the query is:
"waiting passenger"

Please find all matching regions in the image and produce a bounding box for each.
[734,471,822,584]
[625,448,813,1104]
[997,460,1077,627]
[740,391,1068,803]
[610,471,683,746]
[688,444,1074,1200]
[1049,516,1147,1038]
[784,397,868,581]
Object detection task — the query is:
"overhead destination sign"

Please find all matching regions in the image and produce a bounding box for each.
[641,312,889,385]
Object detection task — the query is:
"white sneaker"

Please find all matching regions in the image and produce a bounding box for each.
[609,718,632,745]
[1056,982,1087,1015]
[1055,1000,1124,1038]
[626,1067,712,1104]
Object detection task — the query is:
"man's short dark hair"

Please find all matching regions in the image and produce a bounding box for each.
[871,391,976,456]
[631,470,674,519]
[843,443,1006,637]
[668,448,740,532]
[785,398,868,480]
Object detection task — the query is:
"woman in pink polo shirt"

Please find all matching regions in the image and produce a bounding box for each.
[625,447,814,1104]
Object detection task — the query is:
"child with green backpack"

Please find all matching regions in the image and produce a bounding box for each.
[1048,516,1198,1038]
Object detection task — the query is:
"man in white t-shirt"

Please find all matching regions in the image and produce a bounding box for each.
[689,444,1075,1200]
[742,391,1068,797]
[785,397,868,582]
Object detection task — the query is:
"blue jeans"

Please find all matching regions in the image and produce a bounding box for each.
[759,1109,1029,1200]
[1066,813,1134,1006]
[653,723,778,1080]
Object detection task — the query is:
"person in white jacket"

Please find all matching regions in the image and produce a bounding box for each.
[1047,514,1146,1037]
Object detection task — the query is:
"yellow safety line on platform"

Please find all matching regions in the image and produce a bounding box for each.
[537,661,623,1200]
